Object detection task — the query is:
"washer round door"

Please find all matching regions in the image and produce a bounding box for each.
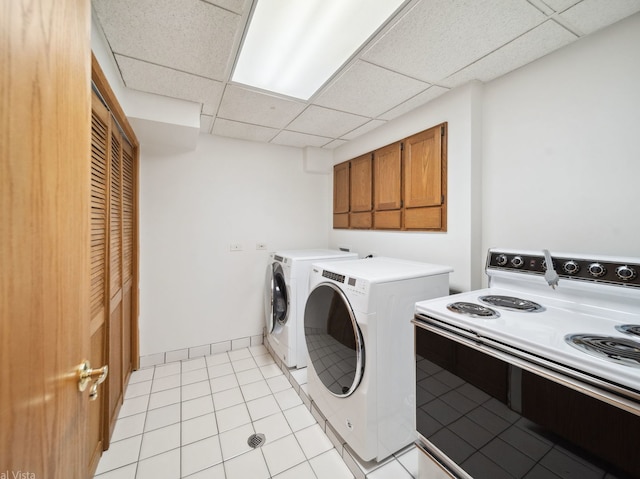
[264,262,289,333]
[304,282,365,397]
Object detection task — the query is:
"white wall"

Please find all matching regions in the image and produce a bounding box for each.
[139,134,330,355]
[330,82,484,292]
[136,13,640,357]
[92,13,201,151]
[482,13,640,259]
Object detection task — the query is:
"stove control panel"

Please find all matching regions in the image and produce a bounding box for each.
[487,251,640,288]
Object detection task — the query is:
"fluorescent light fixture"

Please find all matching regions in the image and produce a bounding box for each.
[232,0,406,100]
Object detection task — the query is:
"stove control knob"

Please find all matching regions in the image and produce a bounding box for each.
[588,263,607,278]
[511,256,524,268]
[615,265,637,281]
[563,260,580,275]
[496,254,508,266]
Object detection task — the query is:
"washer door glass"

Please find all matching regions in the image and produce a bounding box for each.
[304,283,364,397]
[273,263,288,325]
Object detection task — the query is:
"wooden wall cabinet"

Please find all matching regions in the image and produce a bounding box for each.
[333,153,374,229]
[349,154,373,229]
[403,125,446,230]
[333,161,350,228]
[333,122,447,231]
[373,142,402,229]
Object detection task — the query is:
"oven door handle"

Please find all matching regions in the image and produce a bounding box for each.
[415,440,471,479]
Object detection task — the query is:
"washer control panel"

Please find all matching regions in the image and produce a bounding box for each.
[487,251,640,288]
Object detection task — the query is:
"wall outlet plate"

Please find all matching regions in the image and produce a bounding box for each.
[230,244,242,251]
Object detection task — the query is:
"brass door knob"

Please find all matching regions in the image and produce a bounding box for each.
[78,360,108,401]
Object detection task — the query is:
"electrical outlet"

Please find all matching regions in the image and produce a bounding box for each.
[230,243,242,252]
[256,243,267,250]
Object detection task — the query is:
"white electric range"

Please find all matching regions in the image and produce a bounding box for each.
[413,249,640,479]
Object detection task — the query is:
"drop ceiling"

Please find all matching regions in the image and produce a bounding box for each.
[92,0,640,149]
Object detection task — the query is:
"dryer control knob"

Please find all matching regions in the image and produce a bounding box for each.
[588,263,607,278]
[616,265,637,281]
[511,256,524,268]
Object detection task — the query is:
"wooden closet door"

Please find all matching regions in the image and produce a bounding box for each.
[107,119,124,440]
[89,91,110,472]
[121,140,135,383]
[90,54,139,457]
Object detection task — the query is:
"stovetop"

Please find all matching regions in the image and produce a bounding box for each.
[415,249,640,396]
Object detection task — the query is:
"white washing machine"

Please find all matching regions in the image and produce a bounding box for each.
[304,257,452,462]
[264,249,357,369]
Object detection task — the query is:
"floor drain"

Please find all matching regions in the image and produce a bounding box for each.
[247,433,266,448]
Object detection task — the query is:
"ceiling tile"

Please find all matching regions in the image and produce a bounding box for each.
[527,0,556,15]
[378,86,449,121]
[93,0,242,79]
[314,61,430,118]
[217,85,307,129]
[362,0,546,83]
[200,115,214,133]
[559,0,640,34]
[542,0,582,13]
[212,118,279,143]
[441,20,577,88]
[271,131,332,148]
[116,55,224,115]
[340,120,387,140]
[286,106,369,139]
[201,0,249,15]
[323,139,349,149]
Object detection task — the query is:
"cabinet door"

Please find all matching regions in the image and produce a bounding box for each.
[349,154,373,229]
[350,154,372,212]
[374,142,402,211]
[333,161,350,228]
[404,125,443,208]
[374,142,402,229]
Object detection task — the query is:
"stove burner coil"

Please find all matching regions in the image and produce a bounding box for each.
[616,324,640,338]
[447,302,500,319]
[478,295,545,312]
[565,334,640,368]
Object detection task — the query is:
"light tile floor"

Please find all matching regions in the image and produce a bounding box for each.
[93,344,417,479]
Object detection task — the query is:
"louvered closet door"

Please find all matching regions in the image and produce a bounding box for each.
[121,140,135,386]
[89,91,110,473]
[90,54,139,465]
[107,117,124,440]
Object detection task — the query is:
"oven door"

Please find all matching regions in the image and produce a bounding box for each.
[413,316,640,479]
[304,282,364,397]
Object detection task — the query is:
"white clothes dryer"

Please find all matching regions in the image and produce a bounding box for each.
[304,257,452,462]
[264,249,357,369]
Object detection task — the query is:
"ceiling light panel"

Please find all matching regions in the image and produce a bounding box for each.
[232,0,406,100]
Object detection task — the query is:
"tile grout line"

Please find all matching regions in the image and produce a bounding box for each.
[97,345,358,479]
